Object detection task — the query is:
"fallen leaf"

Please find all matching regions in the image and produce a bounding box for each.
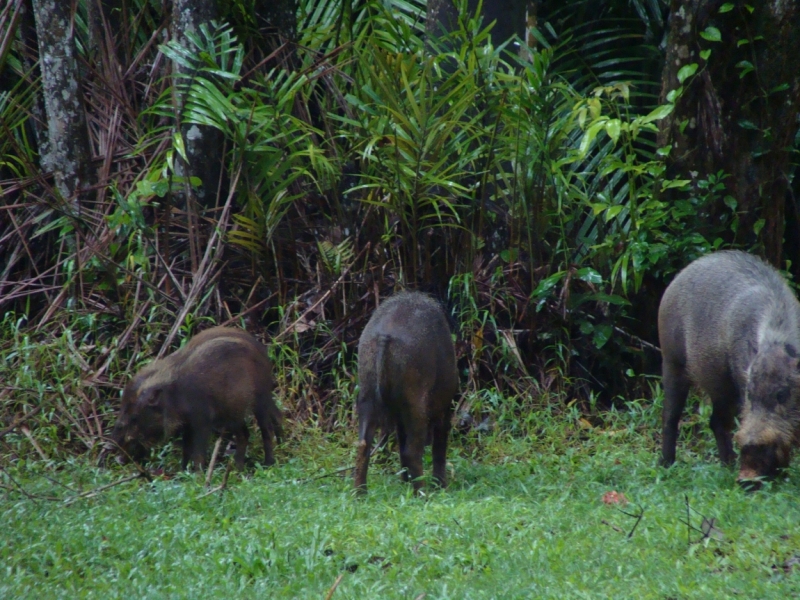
[602,491,628,505]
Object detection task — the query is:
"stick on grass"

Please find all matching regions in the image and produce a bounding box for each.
[205,437,224,487]
[324,573,344,600]
[63,473,143,506]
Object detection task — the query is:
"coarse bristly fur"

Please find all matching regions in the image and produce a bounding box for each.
[658,250,800,483]
[354,291,459,494]
[111,326,283,471]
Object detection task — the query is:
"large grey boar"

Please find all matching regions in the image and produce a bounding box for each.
[658,250,800,484]
[355,291,459,494]
[111,326,283,470]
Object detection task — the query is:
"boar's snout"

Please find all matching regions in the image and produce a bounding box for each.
[736,443,790,490]
[736,465,765,491]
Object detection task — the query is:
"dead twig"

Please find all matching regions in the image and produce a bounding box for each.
[681,495,724,545]
[158,166,242,358]
[0,465,59,502]
[274,243,370,343]
[218,292,277,328]
[20,425,49,462]
[616,505,645,539]
[198,459,234,499]
[0,405,43,440]
[64,473,143,505]
[601,519,625,534]
[324,573,345,600]
[613,326,661,353]
[205,436,224,487]
[41,473,77,493]
[294,465,353,484]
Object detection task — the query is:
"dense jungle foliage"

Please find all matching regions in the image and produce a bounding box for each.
[0,0,797,460]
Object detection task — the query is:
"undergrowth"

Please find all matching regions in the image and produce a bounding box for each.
[3,395,800,598]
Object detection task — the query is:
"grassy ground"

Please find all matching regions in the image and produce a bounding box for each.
[3,399,800,599]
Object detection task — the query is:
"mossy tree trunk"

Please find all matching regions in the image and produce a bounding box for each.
[30,0,93,201]
[17,0,49,161]
[657,0,800,267]
[172,0,223,209]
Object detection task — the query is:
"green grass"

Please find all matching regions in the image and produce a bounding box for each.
[3,402,800,599]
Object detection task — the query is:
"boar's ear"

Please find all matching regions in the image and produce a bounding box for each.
[785,344,798,359]
[137,386,164,409]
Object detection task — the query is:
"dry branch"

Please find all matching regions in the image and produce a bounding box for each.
[158,166,242,357]
[0,465,59,502]
[198,459,234,499]
[324,573,345,600]
[63,473,143,505]
[274,243,370,343]
[0,405,43,440]
[205,436,224,487]
[20,425,49,462]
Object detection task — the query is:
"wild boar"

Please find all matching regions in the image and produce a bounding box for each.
[658,250,800,485]
[354,291,458,494]
[111,326,283,470]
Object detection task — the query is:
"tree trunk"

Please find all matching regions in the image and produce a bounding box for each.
[658,0,800,267]
[426,0,460,36]
[16,0,49,161]
[171,0,223,208]
[254,0,296,49]
[30,0,93,201]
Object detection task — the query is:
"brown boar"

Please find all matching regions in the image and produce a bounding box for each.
[354,291,458,494]
[111,326,283,470]
[658,250,800,485]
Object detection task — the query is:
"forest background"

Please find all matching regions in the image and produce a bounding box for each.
[1,0,800,460]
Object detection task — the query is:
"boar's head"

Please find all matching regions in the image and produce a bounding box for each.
[734,343,800,487]
[111,367,174,463]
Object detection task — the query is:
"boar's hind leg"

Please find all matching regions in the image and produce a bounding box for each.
[354,414,377,494]
[233,425,250,469]
[708,391,737,466]
[253,403,276,467]
[395,421,409,481]
[660,361,690,467]
[431,407,452,488]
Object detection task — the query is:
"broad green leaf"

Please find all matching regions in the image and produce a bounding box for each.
[605,119,621,144]
[575,267,602,285]
[700,27,721,42]
[677,63,698,84]
[173,131,187,162]
[641,103,674,124]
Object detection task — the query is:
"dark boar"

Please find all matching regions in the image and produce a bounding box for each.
[354,291,458,494]
[658,251,800,484]
[111,326,283,470]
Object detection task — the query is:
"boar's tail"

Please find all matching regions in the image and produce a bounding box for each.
[375,333,392,404]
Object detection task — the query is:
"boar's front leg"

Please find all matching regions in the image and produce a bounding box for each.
[184,425,210,472]
[707,383,738,466]
[181,427,194,470]
[660,360,690,467]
